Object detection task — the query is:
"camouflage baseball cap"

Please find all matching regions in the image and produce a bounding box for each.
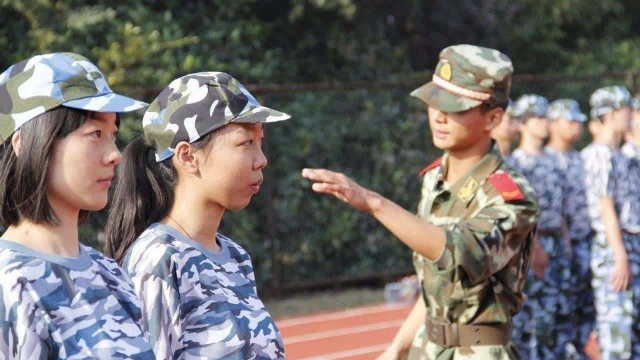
[511,94,549,120]
[589,85,633,118]
[546,99,587,122]
[0,52,147,142]
[410,44,513,112]
[143,72,291,162]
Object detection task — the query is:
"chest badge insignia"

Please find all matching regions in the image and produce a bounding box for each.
[458,177,479,202]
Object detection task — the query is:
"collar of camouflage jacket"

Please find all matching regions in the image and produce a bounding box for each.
[432,141,503,206]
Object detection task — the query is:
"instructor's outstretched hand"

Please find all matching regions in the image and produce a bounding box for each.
[301,168,379,213]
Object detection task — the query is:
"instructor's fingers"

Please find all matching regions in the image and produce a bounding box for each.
[302,168,346,183]
[311,183,342,193]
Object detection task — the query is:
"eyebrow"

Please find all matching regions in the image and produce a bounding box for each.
[87,112,120,128]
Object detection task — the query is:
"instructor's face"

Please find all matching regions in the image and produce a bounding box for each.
[428,106,498,152]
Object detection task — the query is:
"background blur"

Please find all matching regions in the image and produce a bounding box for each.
[3,0,640,297]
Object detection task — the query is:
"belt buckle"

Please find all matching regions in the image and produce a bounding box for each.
[428,320,446,345]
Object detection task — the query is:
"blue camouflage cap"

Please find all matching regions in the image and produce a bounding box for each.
[0,52,147,142]
[143,72,291,162]
[589,85,633,118]
[546,99,587,122]
[511,94,549,120]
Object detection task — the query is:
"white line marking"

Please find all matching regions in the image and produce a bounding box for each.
[299,343,389,360]
[276,303,411,328]
[284,319,402,344]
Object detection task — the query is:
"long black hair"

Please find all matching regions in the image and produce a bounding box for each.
[104,133,213,264]
[0,107,89,227]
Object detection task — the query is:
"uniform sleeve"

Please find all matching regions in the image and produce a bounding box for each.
[433,197,539,286]
[583,147,615,198]
[132,272,183,359]
[0,285,51,359]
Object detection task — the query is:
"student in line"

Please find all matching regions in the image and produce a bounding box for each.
[105,72,290,359]
[0,53,154,359]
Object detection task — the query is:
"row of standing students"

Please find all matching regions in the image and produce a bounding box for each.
[1,45,544,360]
[493,89,640,360]
[0,53,289,358]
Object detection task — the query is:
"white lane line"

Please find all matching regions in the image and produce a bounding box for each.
[284,319,402,345]
[299,343,389,360]
[277,303,411,328]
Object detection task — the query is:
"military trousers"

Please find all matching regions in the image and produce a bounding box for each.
[566,233,595,360]
[591,232,640,360]
[513,232,570,360]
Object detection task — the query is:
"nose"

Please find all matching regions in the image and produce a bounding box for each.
[430,108,446,123]
[254,147,268,170]
[106,141,123,166]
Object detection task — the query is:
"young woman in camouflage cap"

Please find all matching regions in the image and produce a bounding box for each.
[105,72,290,359]
[303,44,539,359]
[0,53,154,358]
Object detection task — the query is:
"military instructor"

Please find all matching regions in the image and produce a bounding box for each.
[302,44,540,359]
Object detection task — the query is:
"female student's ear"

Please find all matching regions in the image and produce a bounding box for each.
[11,130,21,157]
[173,141,200,175]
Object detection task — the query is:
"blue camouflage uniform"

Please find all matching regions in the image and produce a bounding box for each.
[122,223,285,359]
[544,98,595,359]
[581,142,637,359]
[544,146,595,359]
[509,94,571,360]
[0,241,155,359]
[621,141,640,359]
[510,147,570,360]
[583,85,640,360]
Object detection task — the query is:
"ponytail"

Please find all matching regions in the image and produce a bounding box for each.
[104,135,177,264]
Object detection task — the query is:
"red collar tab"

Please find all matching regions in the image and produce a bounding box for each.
[419,157,443,176]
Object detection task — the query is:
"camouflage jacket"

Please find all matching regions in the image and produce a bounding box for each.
[0,240,155,359]
[409,143,539,360]
[122,223,284,360]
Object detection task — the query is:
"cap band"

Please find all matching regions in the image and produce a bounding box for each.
[432,75,492,102]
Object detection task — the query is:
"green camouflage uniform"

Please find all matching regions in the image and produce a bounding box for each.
[408,144,539,360]
[408,45,540,359]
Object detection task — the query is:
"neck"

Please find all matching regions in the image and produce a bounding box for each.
[518,133,544,155]
[446,139,491,184]
[546,136,572,153]
[1,213,80,257]
[599,127,622,149]
[165,183,224,252]
[495,138,511,156]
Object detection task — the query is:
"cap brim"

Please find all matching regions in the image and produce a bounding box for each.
[63,93,148,113]
[233,106,291,124]
[410,82,482,113]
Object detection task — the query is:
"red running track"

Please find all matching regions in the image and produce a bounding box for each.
[276,302,601,360]
[277,303,412,360]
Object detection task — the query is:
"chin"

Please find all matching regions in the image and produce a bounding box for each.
[431,138,450,150]
[83,199,109,211]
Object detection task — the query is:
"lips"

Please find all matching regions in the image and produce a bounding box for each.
[432,129,448,139]
[97,174,114,187]
[250,179,263,193]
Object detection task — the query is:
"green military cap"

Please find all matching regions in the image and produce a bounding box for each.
[411,44,513,112]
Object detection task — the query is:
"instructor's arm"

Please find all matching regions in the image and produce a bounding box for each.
[302,168,447,261]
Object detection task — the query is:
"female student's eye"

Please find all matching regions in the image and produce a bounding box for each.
[90,130,102,138]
